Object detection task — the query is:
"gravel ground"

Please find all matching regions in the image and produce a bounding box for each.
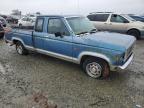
[0,39,144,108]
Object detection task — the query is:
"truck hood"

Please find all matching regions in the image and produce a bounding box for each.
[77,32,136,52]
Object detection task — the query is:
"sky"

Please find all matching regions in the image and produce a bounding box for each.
[0,0,144,15]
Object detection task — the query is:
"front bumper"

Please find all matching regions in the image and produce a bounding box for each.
[118,54,134,69]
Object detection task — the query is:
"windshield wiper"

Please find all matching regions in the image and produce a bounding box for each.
[90,29,97,34]
[77,31,88,35]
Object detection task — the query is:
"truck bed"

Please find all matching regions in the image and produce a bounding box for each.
[5,28,34,47]
[12,28,33,35]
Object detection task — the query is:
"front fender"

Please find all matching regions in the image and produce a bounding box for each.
[78,51,111,64]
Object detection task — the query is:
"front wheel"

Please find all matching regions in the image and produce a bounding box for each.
[127,29,140,39]
[82,57,110,79]
[16,42,28,55]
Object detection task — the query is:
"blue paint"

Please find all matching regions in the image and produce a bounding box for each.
[5,15,136,69]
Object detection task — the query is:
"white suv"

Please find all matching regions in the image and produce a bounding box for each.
[87,12,144,39]
[18,17,36,29]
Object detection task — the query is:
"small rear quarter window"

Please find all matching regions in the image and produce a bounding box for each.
[88,14,109,22]
[35,18,44,32]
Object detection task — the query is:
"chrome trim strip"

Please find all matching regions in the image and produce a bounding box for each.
[10,37,112,66]
[118,54,134,69]
[30,48,79,64]
[11,37,79,63]
[26,46,112,65]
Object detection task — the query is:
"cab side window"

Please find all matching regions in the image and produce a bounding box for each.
[87,15,95,21]
[111,14,129,23]
[35,18,44,32]
[87,14,109,22]
[48,18,70,36]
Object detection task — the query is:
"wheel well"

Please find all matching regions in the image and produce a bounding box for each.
[13,40,20,44]
[80,55,109,67]
[127,28,141,35]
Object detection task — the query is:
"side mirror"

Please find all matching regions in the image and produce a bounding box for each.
[123,20,129,23]
[54,32,63,38]
[113,14,117,17]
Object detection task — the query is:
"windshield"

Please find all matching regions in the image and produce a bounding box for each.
[66,17,96,35]
[130,15,144,21]
[122,14,136,21]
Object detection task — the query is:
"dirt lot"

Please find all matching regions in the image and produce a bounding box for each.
[0,39,144,108]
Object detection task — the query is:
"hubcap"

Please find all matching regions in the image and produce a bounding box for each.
[17,45,23,54]
[86,62,102,78]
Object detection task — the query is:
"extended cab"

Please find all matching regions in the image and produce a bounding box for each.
[18,17,36,29]
[5,15,136,79]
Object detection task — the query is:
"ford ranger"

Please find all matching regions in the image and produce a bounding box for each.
[5,15,136,79]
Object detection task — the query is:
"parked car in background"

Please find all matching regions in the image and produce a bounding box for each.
[27,14,36,19]
[18,17,36,29]
[0,16,7,27]
[5,15,136,79]
[6,16,19,24]
[0,16,7,38]
[0,15,8,19]
[129,15,144,22]
[87,12,144,39]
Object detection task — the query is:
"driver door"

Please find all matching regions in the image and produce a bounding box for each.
[107,14,129,33]
[43,18,73,57]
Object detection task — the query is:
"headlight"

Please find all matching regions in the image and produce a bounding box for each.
[114,54,125,65]
[115,54,124,62]
[124,45,134,61]
[124,51,128,61]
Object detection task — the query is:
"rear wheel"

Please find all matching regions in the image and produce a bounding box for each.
[127,29,140,39]
[82,57,110,79]
[16,41,28,55]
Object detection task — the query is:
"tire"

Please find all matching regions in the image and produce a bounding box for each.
[16,41,28,55]
[82,57,110,79]
[127,29,140,39]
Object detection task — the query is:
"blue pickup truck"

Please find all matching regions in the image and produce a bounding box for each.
[5,15,136,79]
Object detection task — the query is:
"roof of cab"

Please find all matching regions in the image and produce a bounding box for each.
[37,15,83,18]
